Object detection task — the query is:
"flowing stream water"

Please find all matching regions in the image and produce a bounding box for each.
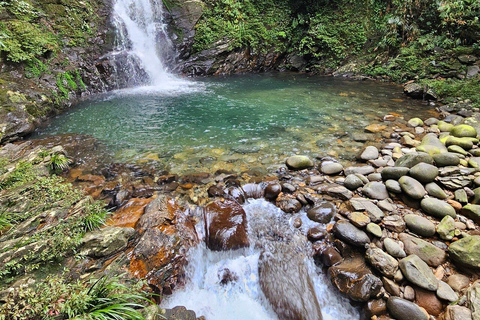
[34,1,437,318]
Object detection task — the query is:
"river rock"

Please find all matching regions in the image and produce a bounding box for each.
[307,202,335,223]
[399,176,426,199]
[276,195,303,213]
[345,166,375,176]
[286,155,314,170]
[387,297,428,320]
[344,174,365,190]
[437,215,455,240]
[448,144,469,155]
[349,198,385,222]
[408,118,424,127]
[362,182,389,200]
[323,185,353,200]
[415,288,444,316]
[449,235,480,269]
[321,161,343,175]
[409,163,439,184]
[80,227,135,258]
[381,167,410,180]
[366,245,398,277]
[399,255,439,291]
[400,233,446,267]
[264,183,282,201]
[366,223,382,237]
[438,121,454,132]
[204,200,249,251]
[332,220,370,247]
[446,136,474,150]
[467,281,480,320]
[451,124,477,138]
[386,179,402,193]
[461,204,480,223]
[329,254,382,302]
[359,146,379,161]
[469,157,480,169]
[417,133,448,155]
[437,280,459,302]
[425,182,448,199]
[443,305,473,320]
[448,274,470,292]
[404,214,435,237]
[348,212,370,228]
[383,215,406,232]
[384,238,406,258]
[396,152,433,168]
[421,197,457,218]
[365,124,387,133]
[259,243,323,320]
[433,152,460,167]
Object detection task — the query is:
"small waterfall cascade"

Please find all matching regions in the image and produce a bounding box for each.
[110,0,190,90]
[162,199,360,320]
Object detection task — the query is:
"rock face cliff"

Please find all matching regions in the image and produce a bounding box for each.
[0,0,117,143]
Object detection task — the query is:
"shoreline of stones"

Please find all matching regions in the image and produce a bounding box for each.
[267,105,480,320]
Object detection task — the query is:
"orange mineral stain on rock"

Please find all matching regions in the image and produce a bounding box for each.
[106,198,153,228]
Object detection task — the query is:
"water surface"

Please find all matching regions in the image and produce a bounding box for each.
[34,73,434,174]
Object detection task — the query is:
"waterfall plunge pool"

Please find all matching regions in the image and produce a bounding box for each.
[33,73,436,174]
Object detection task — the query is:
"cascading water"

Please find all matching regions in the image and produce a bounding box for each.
[163,199,360,320]
[110,0,196,91]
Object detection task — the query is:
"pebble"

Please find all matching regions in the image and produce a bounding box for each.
[366,223,382,237]
[384,238,406,258]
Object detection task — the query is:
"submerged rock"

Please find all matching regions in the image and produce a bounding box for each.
[329,254,382,302]
[204,200,249,251]
[259,243,323,320]
[307,202,335,223]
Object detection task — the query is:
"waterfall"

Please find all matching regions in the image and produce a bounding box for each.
[110,0,192,90]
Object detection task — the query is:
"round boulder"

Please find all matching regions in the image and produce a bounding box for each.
[451,124,477,138]
[404,214,435,237]
[399,176,426,199]
[409,163,439,184]
[286,155,314,170]
[362,182,389,200]
[421,198,456,219]
[387,297,428,320]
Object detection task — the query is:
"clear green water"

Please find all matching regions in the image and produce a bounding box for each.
[34,73,434,174]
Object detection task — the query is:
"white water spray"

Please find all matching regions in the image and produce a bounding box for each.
[163,199,360,320]
[112,0,195,91]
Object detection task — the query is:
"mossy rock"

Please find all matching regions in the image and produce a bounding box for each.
[451,124,477,138]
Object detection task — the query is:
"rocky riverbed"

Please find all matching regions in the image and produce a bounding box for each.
[2,98,480,320]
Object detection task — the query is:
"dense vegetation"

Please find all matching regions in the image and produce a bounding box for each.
[193,0,480,104]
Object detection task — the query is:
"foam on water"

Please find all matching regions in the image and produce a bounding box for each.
[162,199,360,320]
